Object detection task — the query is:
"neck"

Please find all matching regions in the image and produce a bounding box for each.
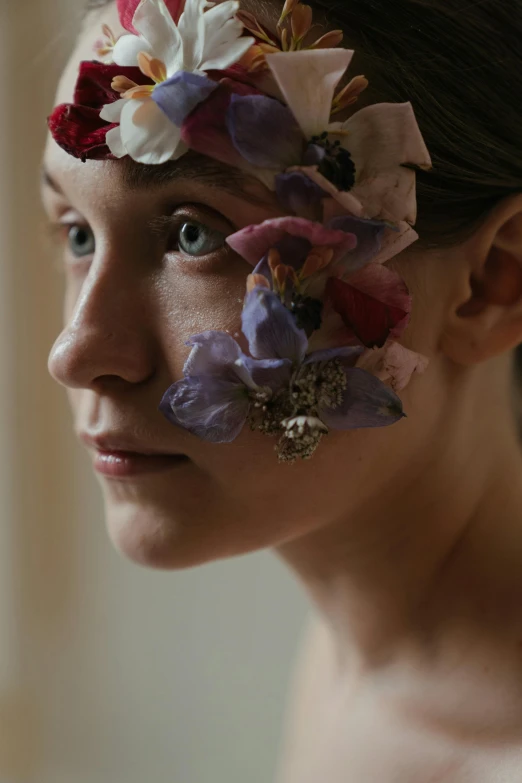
[275,359,522,674]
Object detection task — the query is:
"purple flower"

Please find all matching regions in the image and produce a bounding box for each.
[160,290,404,457]
[159,331,291,443]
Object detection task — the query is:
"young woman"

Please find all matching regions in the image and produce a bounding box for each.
[42,0,522,779]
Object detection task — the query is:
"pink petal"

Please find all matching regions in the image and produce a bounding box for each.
[322,198,420,264]
[265,49,354,138]
[356,342,429,392]
[117,0,185,32]
[336,102,432,224]
[226,217,357,266]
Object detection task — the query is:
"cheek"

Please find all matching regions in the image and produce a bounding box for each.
[153,253,252,365]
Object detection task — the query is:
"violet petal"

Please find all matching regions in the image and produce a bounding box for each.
[319,367,404,430]
[242,356,293,390]
[183,331,245,380]
[226,94,303,169]
[153,71,217,127]
[304,346,363,366]
[327,215,387,272]
[159,375,249,443]
[276,171,328,215]
[242,287,308,363]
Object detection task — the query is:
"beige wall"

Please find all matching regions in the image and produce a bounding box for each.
[0,2,308,781]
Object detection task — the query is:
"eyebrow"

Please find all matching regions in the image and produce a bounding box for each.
[121,153,259,200]
[41,154,268,206]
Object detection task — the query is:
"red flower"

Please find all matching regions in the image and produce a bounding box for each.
[117,0,185,33]
[47,61,151,162]
[325,267,411,349]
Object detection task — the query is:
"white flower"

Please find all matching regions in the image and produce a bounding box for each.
[100,0,253,164]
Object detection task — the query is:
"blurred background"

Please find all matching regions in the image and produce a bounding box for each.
[0,2,309,781]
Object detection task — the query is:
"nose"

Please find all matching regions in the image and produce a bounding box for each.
[48,256,155,391]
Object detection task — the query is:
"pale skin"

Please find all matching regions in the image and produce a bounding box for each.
[43,4,522,781]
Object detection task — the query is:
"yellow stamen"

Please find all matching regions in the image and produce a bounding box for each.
[268,248,282,275]
[137,51,167,84]
[291,4,313,43]
[309,30,344,49]
[102,24,117,44]
[112,75,139,94]
[331,75,369,115]
[278,0,299,28]
[274,264,290,292]
[300,246,334,280]
[123,84,155,100]
[247,273,271,293]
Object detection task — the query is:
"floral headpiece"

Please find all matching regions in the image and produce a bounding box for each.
[49,0,432,462]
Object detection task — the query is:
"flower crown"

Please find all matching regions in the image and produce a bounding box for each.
[49,0,433,463]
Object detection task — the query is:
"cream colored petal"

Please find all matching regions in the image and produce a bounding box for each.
[105,126,127,158]
[336,102,432,223]
[133,0,183,70]
[266,49,354,138]
[120,98,184,164]
[99,98,127,123]
[112,33,153,66]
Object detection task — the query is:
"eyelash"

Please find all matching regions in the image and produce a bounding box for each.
[48,206,233,271]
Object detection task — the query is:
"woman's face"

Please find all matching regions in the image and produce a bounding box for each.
[43,4,449,569]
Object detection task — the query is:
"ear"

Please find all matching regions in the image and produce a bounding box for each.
[440,194,522,366]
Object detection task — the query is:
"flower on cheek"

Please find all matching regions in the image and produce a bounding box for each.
[160,287,404,462]
[159,332,292,443]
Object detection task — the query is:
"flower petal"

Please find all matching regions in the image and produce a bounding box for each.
[320,367,404,430]
[184,330,244,377]
[99,97,127,123]
[105,125,127,157]
[117,0,185,32]
[133,0,183,71]
[325,265,411,349]
[335,102,433,224]
[356,342,429,392]
[152,71,217,125]
[371,222,419,265]
[304,345,363,365]
[327,215,387,272]
[242,356,293,390]
[287,165,365,216]
[120,98,184,163]
[265,49,354,138]
[275,171,327,215]
[242,287,308,362]
[181,80,277,188]
[159,375,249,442]
[177,0,208,71]
[200,2,255,70]
[226,94,303,168]
[227,216,357,266]
[112,33,154,66]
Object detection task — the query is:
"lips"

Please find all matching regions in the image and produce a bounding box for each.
[79,431,182,457]
[78,431,190,477]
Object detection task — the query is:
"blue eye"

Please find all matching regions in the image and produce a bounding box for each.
[178,220,226,257]
[68,225,95,258]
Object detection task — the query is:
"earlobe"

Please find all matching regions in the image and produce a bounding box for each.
[441,200,522,367]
